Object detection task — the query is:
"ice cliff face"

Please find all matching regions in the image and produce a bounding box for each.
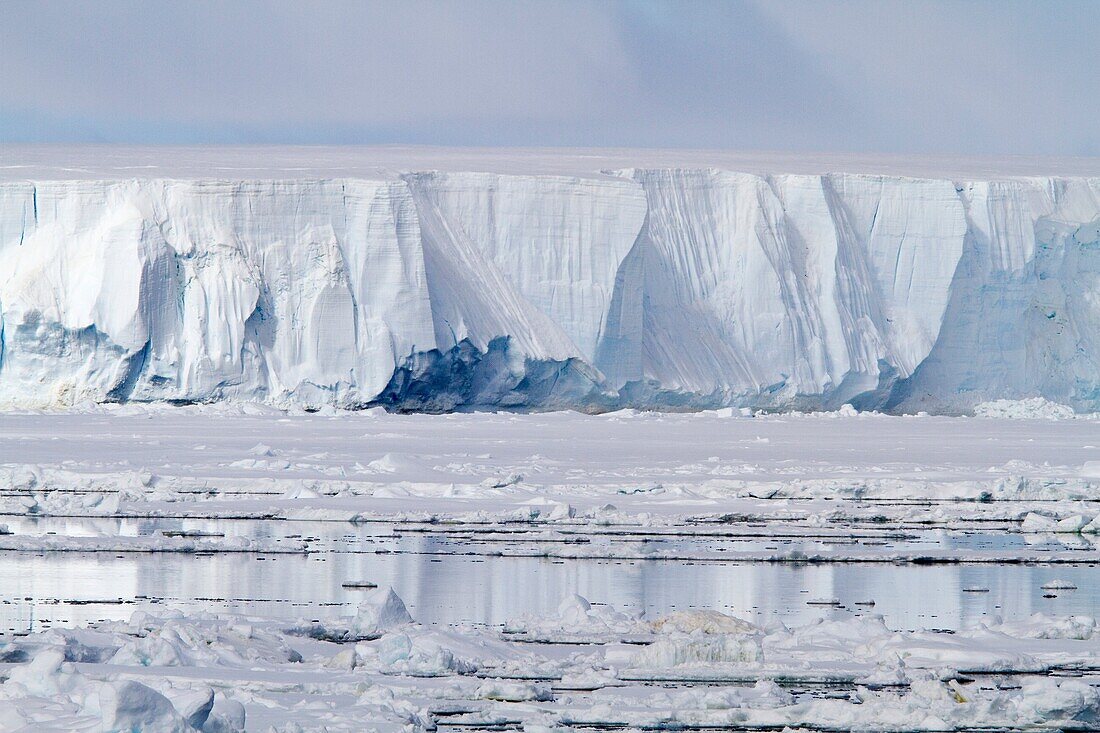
[1,167,1099,412]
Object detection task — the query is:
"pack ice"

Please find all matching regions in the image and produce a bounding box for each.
[2,148,1099,412]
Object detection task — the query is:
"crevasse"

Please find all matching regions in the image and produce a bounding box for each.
[0,170,1098,412]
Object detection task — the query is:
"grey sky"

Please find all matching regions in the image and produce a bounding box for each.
[1,0,1097,155]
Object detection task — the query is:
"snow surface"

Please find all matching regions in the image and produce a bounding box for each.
[3,406,1100,527]
[3,146,1100,412]
[4,145,1100,180]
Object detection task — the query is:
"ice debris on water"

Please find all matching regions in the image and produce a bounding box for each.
[0,597,1098,730]
[351,587,414,638]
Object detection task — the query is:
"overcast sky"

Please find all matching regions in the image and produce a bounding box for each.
[2,0,1097,155]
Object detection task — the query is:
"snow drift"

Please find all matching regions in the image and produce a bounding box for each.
[2,159,1099,412]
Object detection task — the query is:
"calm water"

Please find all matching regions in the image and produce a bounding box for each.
[0,516,1095,634]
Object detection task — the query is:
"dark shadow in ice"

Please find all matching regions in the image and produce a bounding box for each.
[371,336,613,413]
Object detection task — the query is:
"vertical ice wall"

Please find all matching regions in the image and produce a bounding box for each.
[0,179,437,406]
[0,170,1098,411]
[595,170,967,406]
[403,172,646,361]
[894,178,1100,409]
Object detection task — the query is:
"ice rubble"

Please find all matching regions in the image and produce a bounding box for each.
[2,162,1100,413]
[288,587,415,642]
[973,397,1081,419]
[3,591,1100,732]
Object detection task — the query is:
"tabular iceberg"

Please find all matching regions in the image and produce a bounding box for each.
[1,153,1098,412]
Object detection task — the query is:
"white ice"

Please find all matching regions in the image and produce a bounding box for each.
[2,146,1099,412]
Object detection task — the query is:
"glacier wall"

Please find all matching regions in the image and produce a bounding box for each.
[1,170,1099,412]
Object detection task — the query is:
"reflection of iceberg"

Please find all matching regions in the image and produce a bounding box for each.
[0,543,1095,632]
[2,167,1100,412]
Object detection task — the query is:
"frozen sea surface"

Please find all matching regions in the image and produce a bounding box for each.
[1,408,1099,731]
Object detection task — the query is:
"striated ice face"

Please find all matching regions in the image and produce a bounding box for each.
[1,166,1098,412]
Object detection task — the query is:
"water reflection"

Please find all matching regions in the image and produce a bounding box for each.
[0,544,1093,635]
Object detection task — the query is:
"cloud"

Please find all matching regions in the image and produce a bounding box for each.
[752,0,1100,155]
[1,2,626,133]
[0,0,1095,154]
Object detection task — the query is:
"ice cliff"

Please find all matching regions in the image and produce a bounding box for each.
[2,159,1099,412]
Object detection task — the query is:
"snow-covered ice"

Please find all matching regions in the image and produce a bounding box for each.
[3,593,1100,732]
[0,407,1097,730]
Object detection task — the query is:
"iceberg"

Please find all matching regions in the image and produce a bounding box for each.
[1,147,1098,413]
